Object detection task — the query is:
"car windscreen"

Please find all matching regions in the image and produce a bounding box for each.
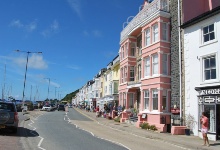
[0,103,15,112]
[59,105,64,108]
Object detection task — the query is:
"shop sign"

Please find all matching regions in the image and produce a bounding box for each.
[204,97,215,103]
[200,88,220,95]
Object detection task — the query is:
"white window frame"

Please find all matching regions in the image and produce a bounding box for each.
[125,43,128,57]
[162,23,168,41]
[200,21,218,46]
[122,46,124,59]
[201,54,218,83]
[130,66,135,81]
[109,83,112,95]
[123,92,126,107]
[121,68,124,83]
[152,89,158,111]
[202,24,215,43]
[162,90,167,111]
[152,54,158,75]
[152,24,158,43]
[144,56,150,77]
[124,66,127,82]
[129,93,134,108]
[105,86,107,95]
[144,90,149,110]
[138,64,141,80]
[130,43,136,57]
[162,54,168,75]
[145,28,151,46]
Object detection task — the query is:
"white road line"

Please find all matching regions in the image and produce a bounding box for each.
[67,114,130,150]
[27,113,46,150]
[74,109,190,150]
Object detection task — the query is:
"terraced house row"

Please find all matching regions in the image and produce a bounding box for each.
[72,0,220,141]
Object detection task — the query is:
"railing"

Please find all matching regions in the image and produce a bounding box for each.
[120,0,169,42]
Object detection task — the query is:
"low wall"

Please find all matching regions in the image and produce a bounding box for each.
[171,126,187,135]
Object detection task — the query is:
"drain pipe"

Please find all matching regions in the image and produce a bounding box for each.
[177,0,182,125]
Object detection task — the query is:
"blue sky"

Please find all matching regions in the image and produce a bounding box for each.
[0,0,144,101]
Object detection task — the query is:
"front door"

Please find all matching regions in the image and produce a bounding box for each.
[217,105,220,140]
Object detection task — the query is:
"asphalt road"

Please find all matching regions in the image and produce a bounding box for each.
[0,112,36,150]
[23,109,128,150]
[1,108,203,150]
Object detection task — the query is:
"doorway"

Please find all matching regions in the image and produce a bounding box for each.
[217,105,220,140]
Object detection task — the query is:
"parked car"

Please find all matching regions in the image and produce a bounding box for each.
[41,105,52,111]
[68,104,72,108]
[0,101,19,133]
[57,104,65,111]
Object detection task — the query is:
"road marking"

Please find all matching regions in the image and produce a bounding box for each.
[27,113,46,150]
[69,109,131,150]
[74,108,191,150]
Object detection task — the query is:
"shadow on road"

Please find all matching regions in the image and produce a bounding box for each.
[0,127,39,137]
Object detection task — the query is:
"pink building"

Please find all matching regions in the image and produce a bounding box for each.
[118,0,171,132]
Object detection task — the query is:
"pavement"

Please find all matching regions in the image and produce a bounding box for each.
[26,108,220,150]
[72,107,220,150]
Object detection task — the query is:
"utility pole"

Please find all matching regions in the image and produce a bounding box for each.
[2,64,6,101]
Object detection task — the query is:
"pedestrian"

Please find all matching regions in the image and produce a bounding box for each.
[200,112,210,147]
[95,106,99,117]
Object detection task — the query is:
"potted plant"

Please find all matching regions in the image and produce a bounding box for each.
[184,113,197,136]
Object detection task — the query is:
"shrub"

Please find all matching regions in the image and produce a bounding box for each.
[114,117,120,122]
[140,122,150,129]
[140,123,157,131]
[149,125,157,131]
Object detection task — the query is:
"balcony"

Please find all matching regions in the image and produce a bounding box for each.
[120,0,169,42]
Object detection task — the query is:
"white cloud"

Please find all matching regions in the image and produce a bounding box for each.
[41,20,59,37]
[82,30,102,37]
[14,54,48,69]
[26,20,37,32]
[67,65,80,70]
[92,30,102,37]
[10,19,24,28]
[51,20,59,31]
[83,30,89,36]
[10,19,37,32]
[67,0,83,19]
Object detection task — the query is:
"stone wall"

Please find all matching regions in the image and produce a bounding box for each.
[170,0,184,125]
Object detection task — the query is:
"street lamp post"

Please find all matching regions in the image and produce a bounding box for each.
[15,50,42,107]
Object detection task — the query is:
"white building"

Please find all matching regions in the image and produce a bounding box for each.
[182,7,220,141]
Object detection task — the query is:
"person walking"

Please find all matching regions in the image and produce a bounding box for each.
[95,106,100,117]
[200,112,210,147]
